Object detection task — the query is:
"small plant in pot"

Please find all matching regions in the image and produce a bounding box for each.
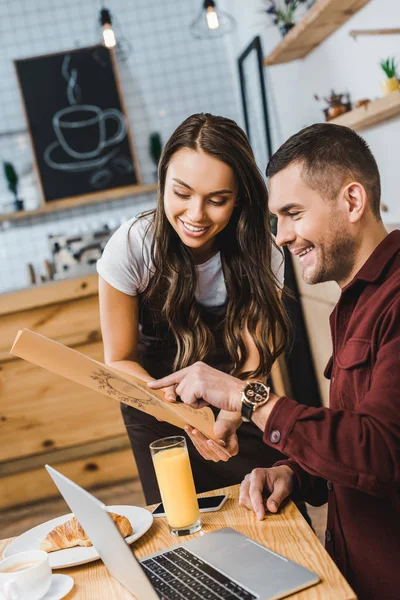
[314,90,352,121]
[263,0,309,36]
[149,132,163,181]
[380,57,399,96]
[3,161,24,212]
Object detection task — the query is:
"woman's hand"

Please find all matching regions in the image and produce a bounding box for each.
[185,411,241,462]
[239,465,295,520]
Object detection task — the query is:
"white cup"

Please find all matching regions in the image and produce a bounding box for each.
[0,550,52,600]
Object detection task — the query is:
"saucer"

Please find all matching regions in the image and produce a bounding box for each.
[44,140,119,172]
[42,574,74,600]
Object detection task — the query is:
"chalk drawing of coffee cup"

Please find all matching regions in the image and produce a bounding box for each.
[53,104,126,160]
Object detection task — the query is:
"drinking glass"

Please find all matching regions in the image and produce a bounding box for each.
[150,436,201,536]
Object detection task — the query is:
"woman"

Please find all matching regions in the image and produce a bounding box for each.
[97,113,290,503]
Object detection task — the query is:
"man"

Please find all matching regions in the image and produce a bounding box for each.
[149,123,400,600]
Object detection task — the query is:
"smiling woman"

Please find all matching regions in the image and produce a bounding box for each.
[163,148,237,265]
[96,113,290,503]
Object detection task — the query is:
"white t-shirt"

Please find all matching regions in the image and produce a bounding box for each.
[97,215,284,309]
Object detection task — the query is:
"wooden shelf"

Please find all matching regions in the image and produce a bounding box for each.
[349,28,400,38]
[0,183,158,223]
[329,91,400,131]
[264,0,372,66]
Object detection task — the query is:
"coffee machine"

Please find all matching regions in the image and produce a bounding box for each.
[49,225,115,280]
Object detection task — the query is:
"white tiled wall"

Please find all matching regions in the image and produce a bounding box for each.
[0,0,240,293]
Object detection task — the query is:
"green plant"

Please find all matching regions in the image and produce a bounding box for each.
[149,132,163,167]
[3,161,19,199]
[263,0,308,27]
[380,57,398,79]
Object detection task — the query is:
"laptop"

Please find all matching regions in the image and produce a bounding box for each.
[45,465,320,600]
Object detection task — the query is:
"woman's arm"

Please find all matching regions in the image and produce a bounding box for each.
[99,276,149,378]
[98,276,175,399]
[217,325,260,424]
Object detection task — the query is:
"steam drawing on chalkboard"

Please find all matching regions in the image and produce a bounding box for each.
[43,54,132,188]
[62,55,82,106]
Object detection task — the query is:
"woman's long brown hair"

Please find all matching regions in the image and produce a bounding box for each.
[140,113,289,379]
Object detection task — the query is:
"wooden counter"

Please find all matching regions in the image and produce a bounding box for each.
[0,274,137,510]
[0,274,99,318]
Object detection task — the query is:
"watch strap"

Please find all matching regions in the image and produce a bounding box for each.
[241,400,254,422]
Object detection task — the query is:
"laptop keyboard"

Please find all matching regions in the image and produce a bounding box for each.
[141,546,258,600]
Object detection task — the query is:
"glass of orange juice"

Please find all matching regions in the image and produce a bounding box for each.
[150,436,201,536]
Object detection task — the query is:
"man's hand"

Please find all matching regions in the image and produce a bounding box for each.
[239,466,295,520]
[149,385,177,422]
[162,384,177,402]
[185,411,241,462]
[148,362,243,412]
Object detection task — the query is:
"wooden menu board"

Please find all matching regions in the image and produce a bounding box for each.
[10,329,227,450]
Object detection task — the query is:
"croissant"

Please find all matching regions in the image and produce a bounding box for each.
[40,512,133,552]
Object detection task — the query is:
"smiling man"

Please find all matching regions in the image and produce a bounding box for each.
[149,124,400,600]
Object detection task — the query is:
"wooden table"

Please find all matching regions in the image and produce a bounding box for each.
[0,485,356,599]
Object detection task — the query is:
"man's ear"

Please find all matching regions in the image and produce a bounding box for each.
[342,182,368,223]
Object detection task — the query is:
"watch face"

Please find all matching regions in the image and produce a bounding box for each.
[245,382,269,404]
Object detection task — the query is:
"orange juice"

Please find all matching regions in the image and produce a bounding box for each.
[152,446,200,528]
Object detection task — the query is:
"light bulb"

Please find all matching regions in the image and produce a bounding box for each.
[190,0,235,39]
[206,7,219,30]
[100,9,117,48]
[102,24,116,48]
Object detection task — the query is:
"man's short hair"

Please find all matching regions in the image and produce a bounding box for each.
[266,123,381,218]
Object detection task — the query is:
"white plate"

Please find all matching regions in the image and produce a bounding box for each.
[4,506,153,569]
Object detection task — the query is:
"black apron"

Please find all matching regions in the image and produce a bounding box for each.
[121,293,287,504]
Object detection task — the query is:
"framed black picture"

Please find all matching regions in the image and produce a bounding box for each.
[238,36,321,408]
[238,35,272,171]
[15,45,141,207]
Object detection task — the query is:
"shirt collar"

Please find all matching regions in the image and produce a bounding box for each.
[344,229,400,290]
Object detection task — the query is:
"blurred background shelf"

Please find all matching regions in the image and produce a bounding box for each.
[329,91,400,131]
[349,28,400,38]
[264,0,372,66]
[0,183,158,223]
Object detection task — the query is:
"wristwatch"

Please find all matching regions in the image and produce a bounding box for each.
[240,381,270,422]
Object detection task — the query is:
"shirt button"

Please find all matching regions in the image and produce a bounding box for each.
[327,480,333,491]
[270,430,281,444]
[325,529,332,543]
[331,376,335,383]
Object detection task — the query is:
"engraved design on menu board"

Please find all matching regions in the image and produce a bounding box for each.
[89,369,212,422]
[90,368,160,410]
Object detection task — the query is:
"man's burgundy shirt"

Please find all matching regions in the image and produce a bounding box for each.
[265,230,400,599]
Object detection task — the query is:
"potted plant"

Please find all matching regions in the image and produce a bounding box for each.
[380,57,399,96]
[314,90,352,121]
[149,132,163,181]
[263,0,309,36]
[3,161,24,212]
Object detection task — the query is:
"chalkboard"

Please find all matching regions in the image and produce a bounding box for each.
[15,45,141,205]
